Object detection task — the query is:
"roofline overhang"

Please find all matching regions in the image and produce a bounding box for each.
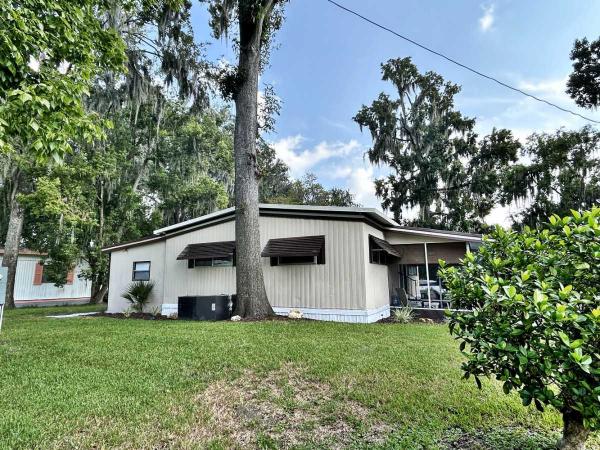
[152,204,398,236]
[384,227,482,242]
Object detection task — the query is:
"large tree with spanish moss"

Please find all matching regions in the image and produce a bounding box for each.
[206,0,288,318]
[354,57,519,232]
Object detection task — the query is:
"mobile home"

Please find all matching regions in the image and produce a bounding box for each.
[103,204,481,322]
[0,249,91,307]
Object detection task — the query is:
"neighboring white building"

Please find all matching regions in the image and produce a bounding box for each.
[103,204,482,323]
[0,249,91,307]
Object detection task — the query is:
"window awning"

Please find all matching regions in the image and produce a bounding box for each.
[370,235,402,258]
[261,235,325,257]
[177,241,236,260]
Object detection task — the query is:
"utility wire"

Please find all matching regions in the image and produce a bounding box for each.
[326,0,600,125]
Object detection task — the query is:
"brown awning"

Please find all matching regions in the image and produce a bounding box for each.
[177,241,236,260]
[261,235,325,257]
[370,235,402,258]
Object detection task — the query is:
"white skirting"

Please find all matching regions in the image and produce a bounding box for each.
[272,304,390,323]
[159,303,390,323]
[161,303,178,317]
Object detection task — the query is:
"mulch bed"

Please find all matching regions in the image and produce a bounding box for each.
[97,312,174,320]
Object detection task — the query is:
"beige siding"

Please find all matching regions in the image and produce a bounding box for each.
[162,216,367,310]
[0,255,91,304]
[362,224,390,310]
[260,216,366,310]
[163,220,237,304]
[107,241,166,313]
[108,216,370,313]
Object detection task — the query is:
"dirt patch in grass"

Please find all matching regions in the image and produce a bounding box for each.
[191,363,391,448]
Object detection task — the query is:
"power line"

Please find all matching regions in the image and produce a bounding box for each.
[326,0,600,125]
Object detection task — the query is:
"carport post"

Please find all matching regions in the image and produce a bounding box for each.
[424,243,431,308]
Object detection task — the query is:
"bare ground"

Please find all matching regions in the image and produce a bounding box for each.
[186,363,392,449]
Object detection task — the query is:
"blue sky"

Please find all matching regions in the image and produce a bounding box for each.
[191,1,600,224]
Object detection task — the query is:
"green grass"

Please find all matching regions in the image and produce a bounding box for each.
[0,305,597,449]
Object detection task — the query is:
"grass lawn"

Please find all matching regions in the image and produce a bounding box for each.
[0,305,598,449]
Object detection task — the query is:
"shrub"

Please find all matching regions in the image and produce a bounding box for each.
[441,209,600,450]
[393,306,414,324]
[122,281,155,313]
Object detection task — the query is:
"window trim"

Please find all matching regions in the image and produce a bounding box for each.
[132,261,151,281]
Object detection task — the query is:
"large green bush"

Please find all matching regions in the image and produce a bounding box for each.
[441,208,600,450]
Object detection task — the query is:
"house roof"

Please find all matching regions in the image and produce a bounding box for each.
[385,226,482,242]
[152,204,399,236]
[103,204,482,252]
[0,248,47,256]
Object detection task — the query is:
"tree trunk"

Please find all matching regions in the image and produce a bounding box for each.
[233,4,275,318]
[2,201,25,309]
[557,409,590,450]
[91,280,109,304]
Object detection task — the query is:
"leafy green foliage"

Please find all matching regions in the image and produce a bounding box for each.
[354,57,519,232]
[122,281,155,312]
[0,0,125,160]
[441,208,600,432]
[567,36,600,109]
[502,127,600,228]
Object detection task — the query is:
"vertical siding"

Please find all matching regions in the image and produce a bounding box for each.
[106,241,166,313]
[259,216,366,310]
[163,221,237,305]
[0,255,91,303]
[362,224,391,310]
[108,216,370,312]
[161,217,367,310]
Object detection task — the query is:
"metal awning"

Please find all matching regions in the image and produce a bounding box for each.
[370,235,402,257]
[261,235,325,257]
[177,241,236,260]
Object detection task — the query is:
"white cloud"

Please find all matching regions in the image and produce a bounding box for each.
[271,135,361,178]
[479,4,495,32]
[331,164,381,208]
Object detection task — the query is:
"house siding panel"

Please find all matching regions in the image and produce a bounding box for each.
[106,241,166,313]
[109,216,368,313]
[0,255,91,305]
[362,224,391,313]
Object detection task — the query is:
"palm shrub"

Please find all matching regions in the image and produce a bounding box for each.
[441,208,600,450]
[122,281,155,313]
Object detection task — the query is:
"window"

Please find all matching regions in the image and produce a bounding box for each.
[41,266,52,284]
[271,255,318,266]
[188,255,234,268]
[132,261,151,281]
[34,262,74,285]
[369,249,388,265]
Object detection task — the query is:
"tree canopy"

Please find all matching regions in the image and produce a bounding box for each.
[502,127,600,228]
[567,36,600,109]
[354,57,519,232]
[441,209,600,449]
